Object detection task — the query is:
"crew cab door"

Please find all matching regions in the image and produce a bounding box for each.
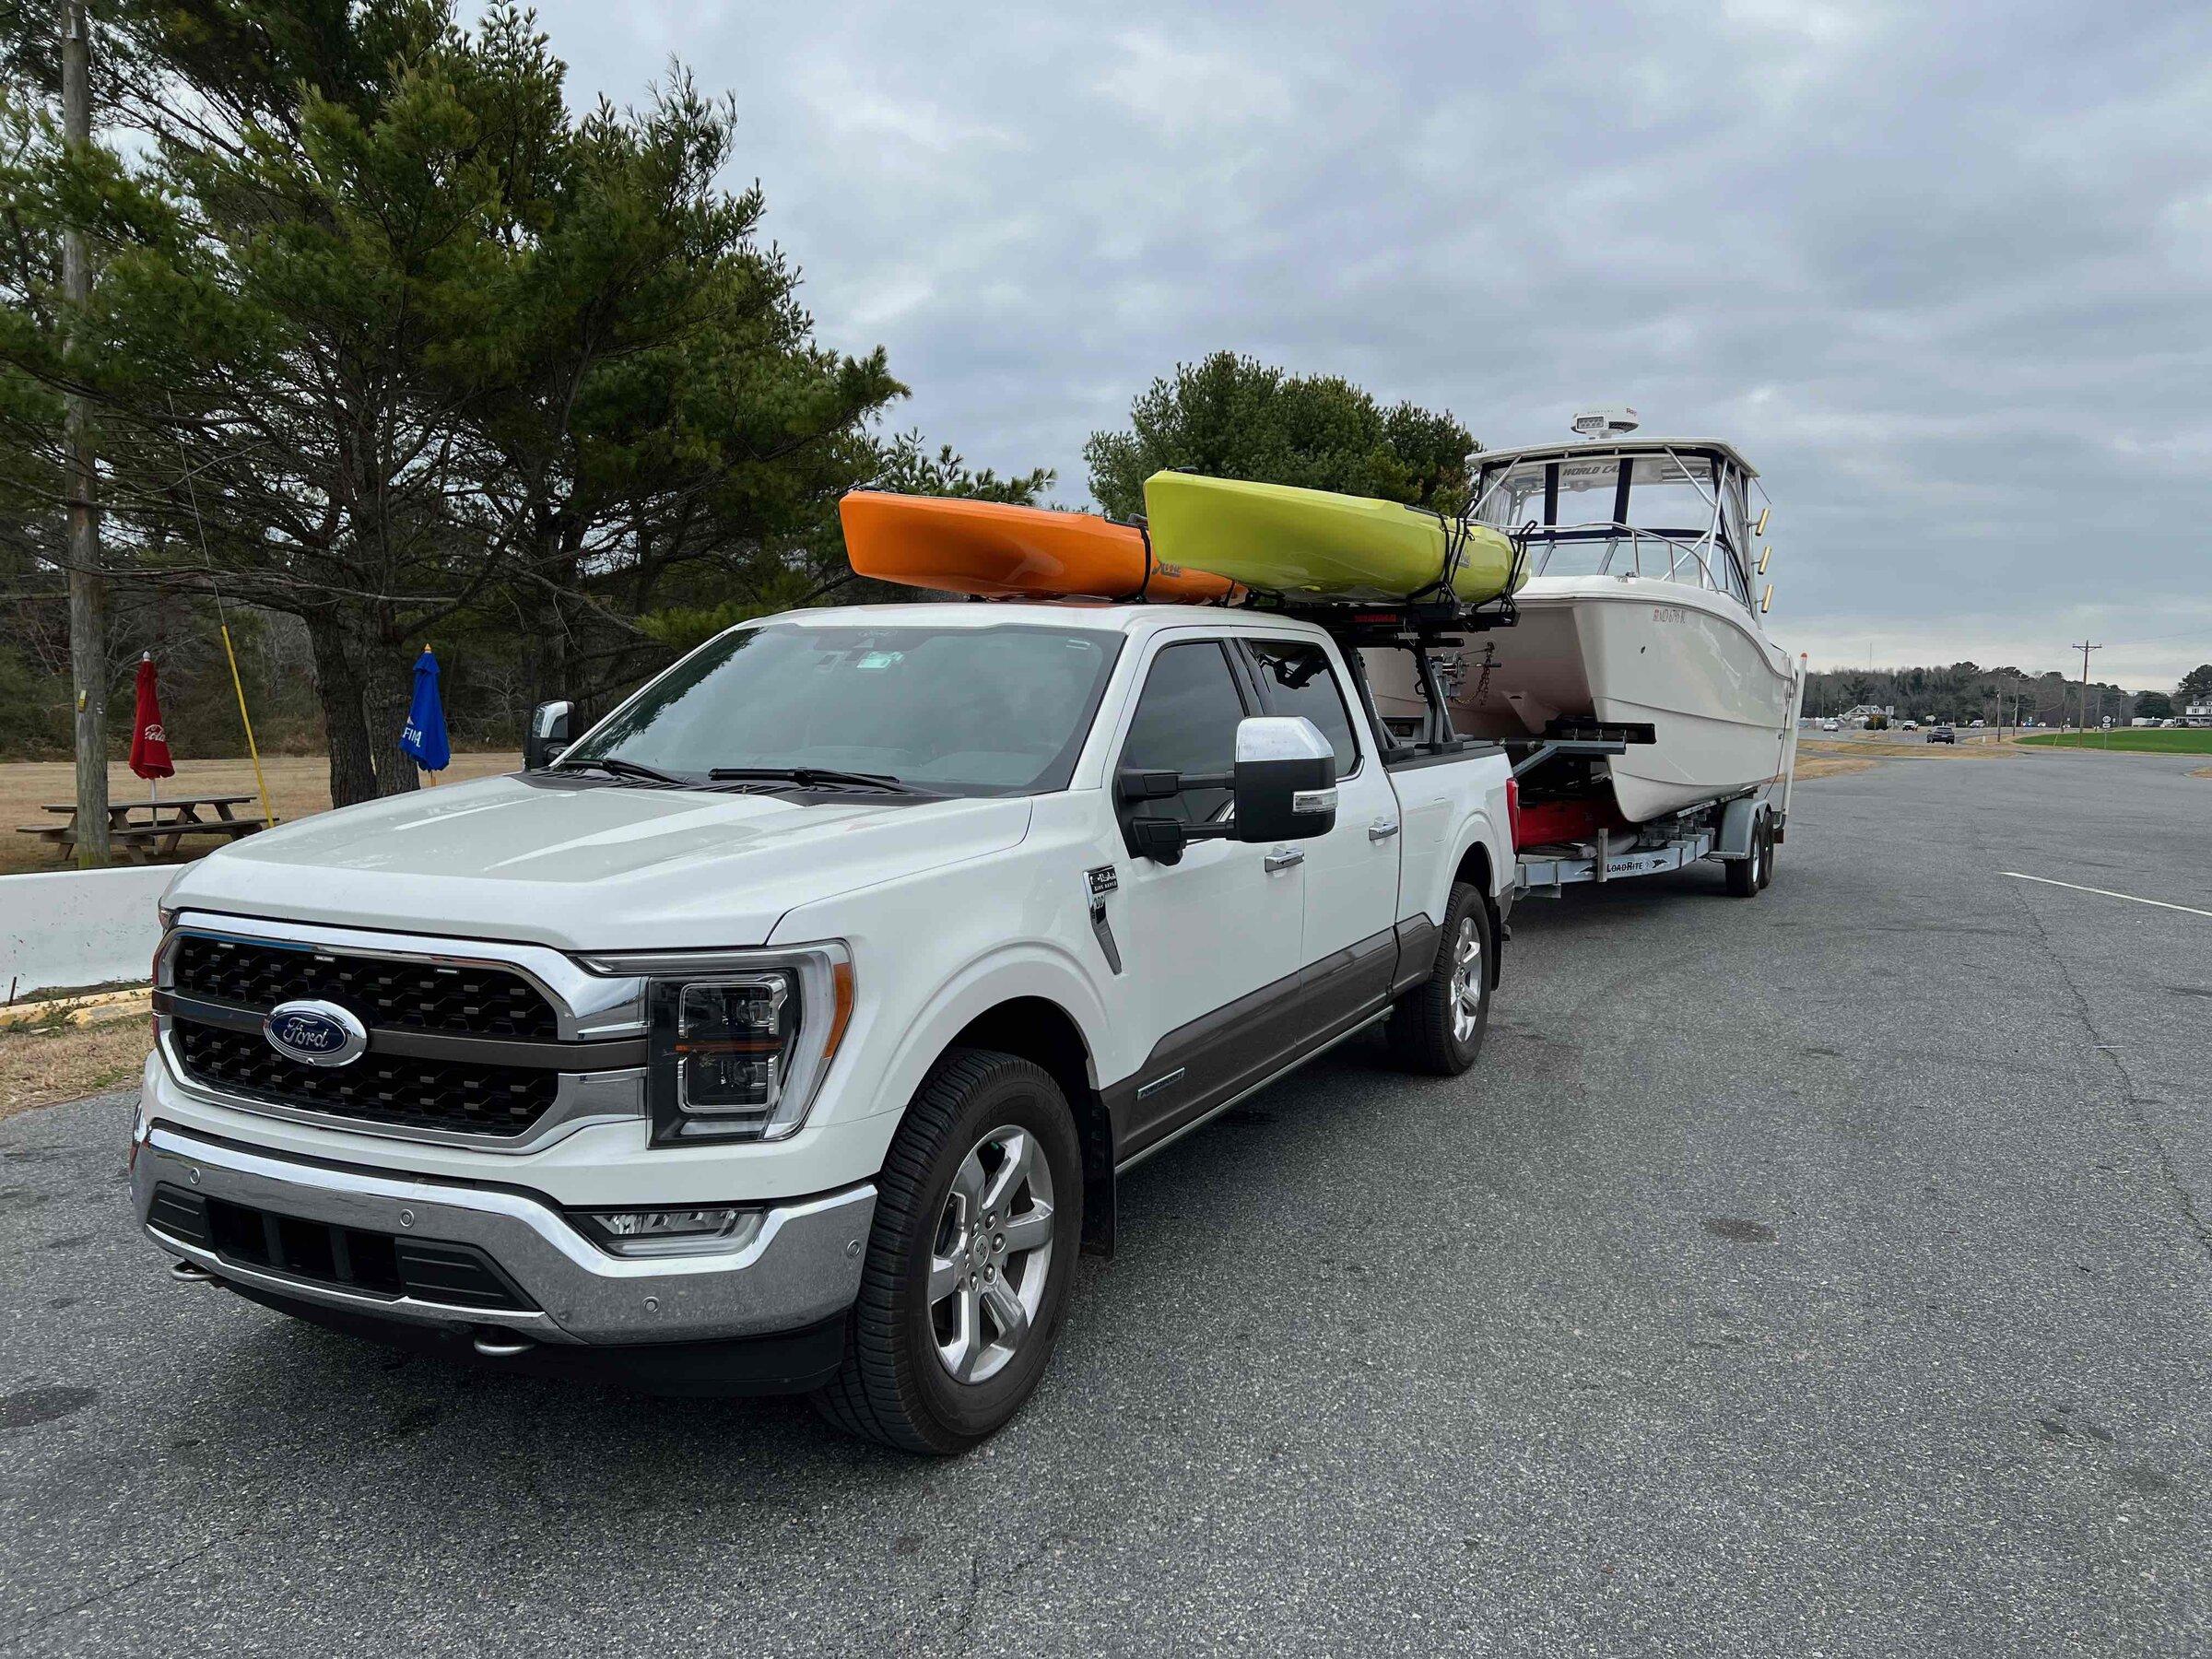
[1239,634,1403,1011]
[1108,636,1306,1156]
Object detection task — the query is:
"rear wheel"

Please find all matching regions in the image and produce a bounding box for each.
[1756,813,1776,888]
[1384,880,1493,1076]
[813,1049,1081,1454]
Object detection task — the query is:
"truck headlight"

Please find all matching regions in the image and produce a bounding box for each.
[584,943,853,1146]
[670,976,793,1118]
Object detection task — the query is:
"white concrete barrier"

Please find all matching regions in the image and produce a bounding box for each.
[0,865,176,998]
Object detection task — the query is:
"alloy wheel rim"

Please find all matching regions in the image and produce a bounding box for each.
[1449,917,1484,1043]
[928,1124,1055,1384]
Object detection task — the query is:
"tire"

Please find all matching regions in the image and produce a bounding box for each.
[1383,880,1494,1076]
[1725,809,1767,898]
[813,1048,1083,1454]
[1756,813,1776,889]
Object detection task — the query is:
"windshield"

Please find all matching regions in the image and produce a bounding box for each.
[1470,449,1748,600]
[562,622,1122,796]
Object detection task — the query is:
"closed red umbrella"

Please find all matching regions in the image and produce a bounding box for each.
[129,653,174,791]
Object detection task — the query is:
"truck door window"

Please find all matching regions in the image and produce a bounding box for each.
[1245,640,1359,776]
[1121,641,1246,825]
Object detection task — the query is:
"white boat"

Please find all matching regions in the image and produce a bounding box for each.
[1370,418,1798,824]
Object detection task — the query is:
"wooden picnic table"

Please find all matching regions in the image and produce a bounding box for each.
[17,793,268,864]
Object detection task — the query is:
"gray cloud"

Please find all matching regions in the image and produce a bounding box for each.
[518,0,2212,686]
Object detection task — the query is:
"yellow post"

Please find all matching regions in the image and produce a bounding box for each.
[218,620,276,826]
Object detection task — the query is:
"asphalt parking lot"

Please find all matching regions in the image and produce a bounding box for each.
[4,748,2208,1655]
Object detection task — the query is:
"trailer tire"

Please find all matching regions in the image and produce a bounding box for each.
[1725,809,1767,898]
[1384,881,1493,1076]
[1757,813,1776,889]
[812,1049,1082,1455]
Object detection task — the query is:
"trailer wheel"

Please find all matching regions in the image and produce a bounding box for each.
[813,1048,1082,1454]
[1725,809,1768,898]
[1385,881,1493,1075]
[1757,814,1776,889]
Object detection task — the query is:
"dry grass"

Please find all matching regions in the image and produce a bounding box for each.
[1793,752,1880,781]
[1792,731,2034,782]
[1802,736,2021,762]
[1,752,520,877]
[0,1004,149,1120]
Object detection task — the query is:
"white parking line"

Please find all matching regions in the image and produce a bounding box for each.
[2001,872,2212,919]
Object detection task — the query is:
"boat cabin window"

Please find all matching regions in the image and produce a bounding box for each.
[1473,449,1752,605]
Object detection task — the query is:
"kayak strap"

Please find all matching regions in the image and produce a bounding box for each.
[1405,504,1475,605]
[1122,519,1157,603]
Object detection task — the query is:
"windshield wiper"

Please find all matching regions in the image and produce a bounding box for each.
[707,766,916,794]
[558,756,693,787]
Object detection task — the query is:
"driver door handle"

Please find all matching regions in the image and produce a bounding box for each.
[1264,847,1304,874]
[1369,818,1400,841]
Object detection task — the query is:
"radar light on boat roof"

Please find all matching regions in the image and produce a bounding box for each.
[1571,406,1639,441]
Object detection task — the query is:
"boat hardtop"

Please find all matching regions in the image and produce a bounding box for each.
[1467,436,1759,478]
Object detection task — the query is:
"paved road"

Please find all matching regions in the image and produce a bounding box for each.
[4,750,2208,1654]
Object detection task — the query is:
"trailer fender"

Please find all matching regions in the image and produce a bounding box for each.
[1716,795,1762,860]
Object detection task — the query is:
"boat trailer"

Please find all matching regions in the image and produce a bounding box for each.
[1505,728,1778,898]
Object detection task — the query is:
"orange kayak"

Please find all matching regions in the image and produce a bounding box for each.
[840,491,1239,604]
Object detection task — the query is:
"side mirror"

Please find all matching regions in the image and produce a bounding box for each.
[524,700,572,771]
[1232,717,1337,842]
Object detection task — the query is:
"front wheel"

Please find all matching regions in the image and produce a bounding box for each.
[1383,880,1494,1076]
[1725,810,1769,898]
[813,1049,1082,1454]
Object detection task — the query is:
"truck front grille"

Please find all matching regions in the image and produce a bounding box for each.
[172,935,557,1040]
[172,1019,559,1139]
[147,1183,535,1311]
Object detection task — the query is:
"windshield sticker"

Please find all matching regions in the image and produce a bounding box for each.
[854,651,904,671]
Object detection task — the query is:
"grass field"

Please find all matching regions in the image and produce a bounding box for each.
[1,752,521,877]
[2016,729,2212,754]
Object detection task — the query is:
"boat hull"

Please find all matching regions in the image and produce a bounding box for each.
[1371,576,1795,822]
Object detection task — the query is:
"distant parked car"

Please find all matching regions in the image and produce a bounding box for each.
[1902,720,1918,730]
[1970,718,1984,727]
[1821,718,1841,732]
[1927,726,1956,744]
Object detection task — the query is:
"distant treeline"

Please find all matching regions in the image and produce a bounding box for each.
[1805,662,2211,725]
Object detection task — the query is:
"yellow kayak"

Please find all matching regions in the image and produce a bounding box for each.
[1142,472,1522,604]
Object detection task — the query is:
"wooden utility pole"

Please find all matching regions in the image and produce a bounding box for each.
[61,0,109,866]
[2071,641,2101,741]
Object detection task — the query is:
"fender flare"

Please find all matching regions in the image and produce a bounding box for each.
[870,941,1117,1128]
[1437,808,1505,920]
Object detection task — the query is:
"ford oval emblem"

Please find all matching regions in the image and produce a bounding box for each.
[264,1000,369,1068]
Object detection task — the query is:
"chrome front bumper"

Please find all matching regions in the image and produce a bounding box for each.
[133,1119,875,1347]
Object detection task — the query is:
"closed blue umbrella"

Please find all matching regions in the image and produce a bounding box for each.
[400,646,452,777]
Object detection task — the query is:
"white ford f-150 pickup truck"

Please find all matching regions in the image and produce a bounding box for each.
[133,601,1516,1451]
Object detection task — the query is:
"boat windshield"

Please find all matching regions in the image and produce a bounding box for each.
[1471,450,1753,605]
[561,622,1123,796]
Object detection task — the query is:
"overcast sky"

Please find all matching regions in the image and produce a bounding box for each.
[516,1,2211,688]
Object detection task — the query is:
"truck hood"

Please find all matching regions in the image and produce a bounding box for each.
[162,774,1034,952]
